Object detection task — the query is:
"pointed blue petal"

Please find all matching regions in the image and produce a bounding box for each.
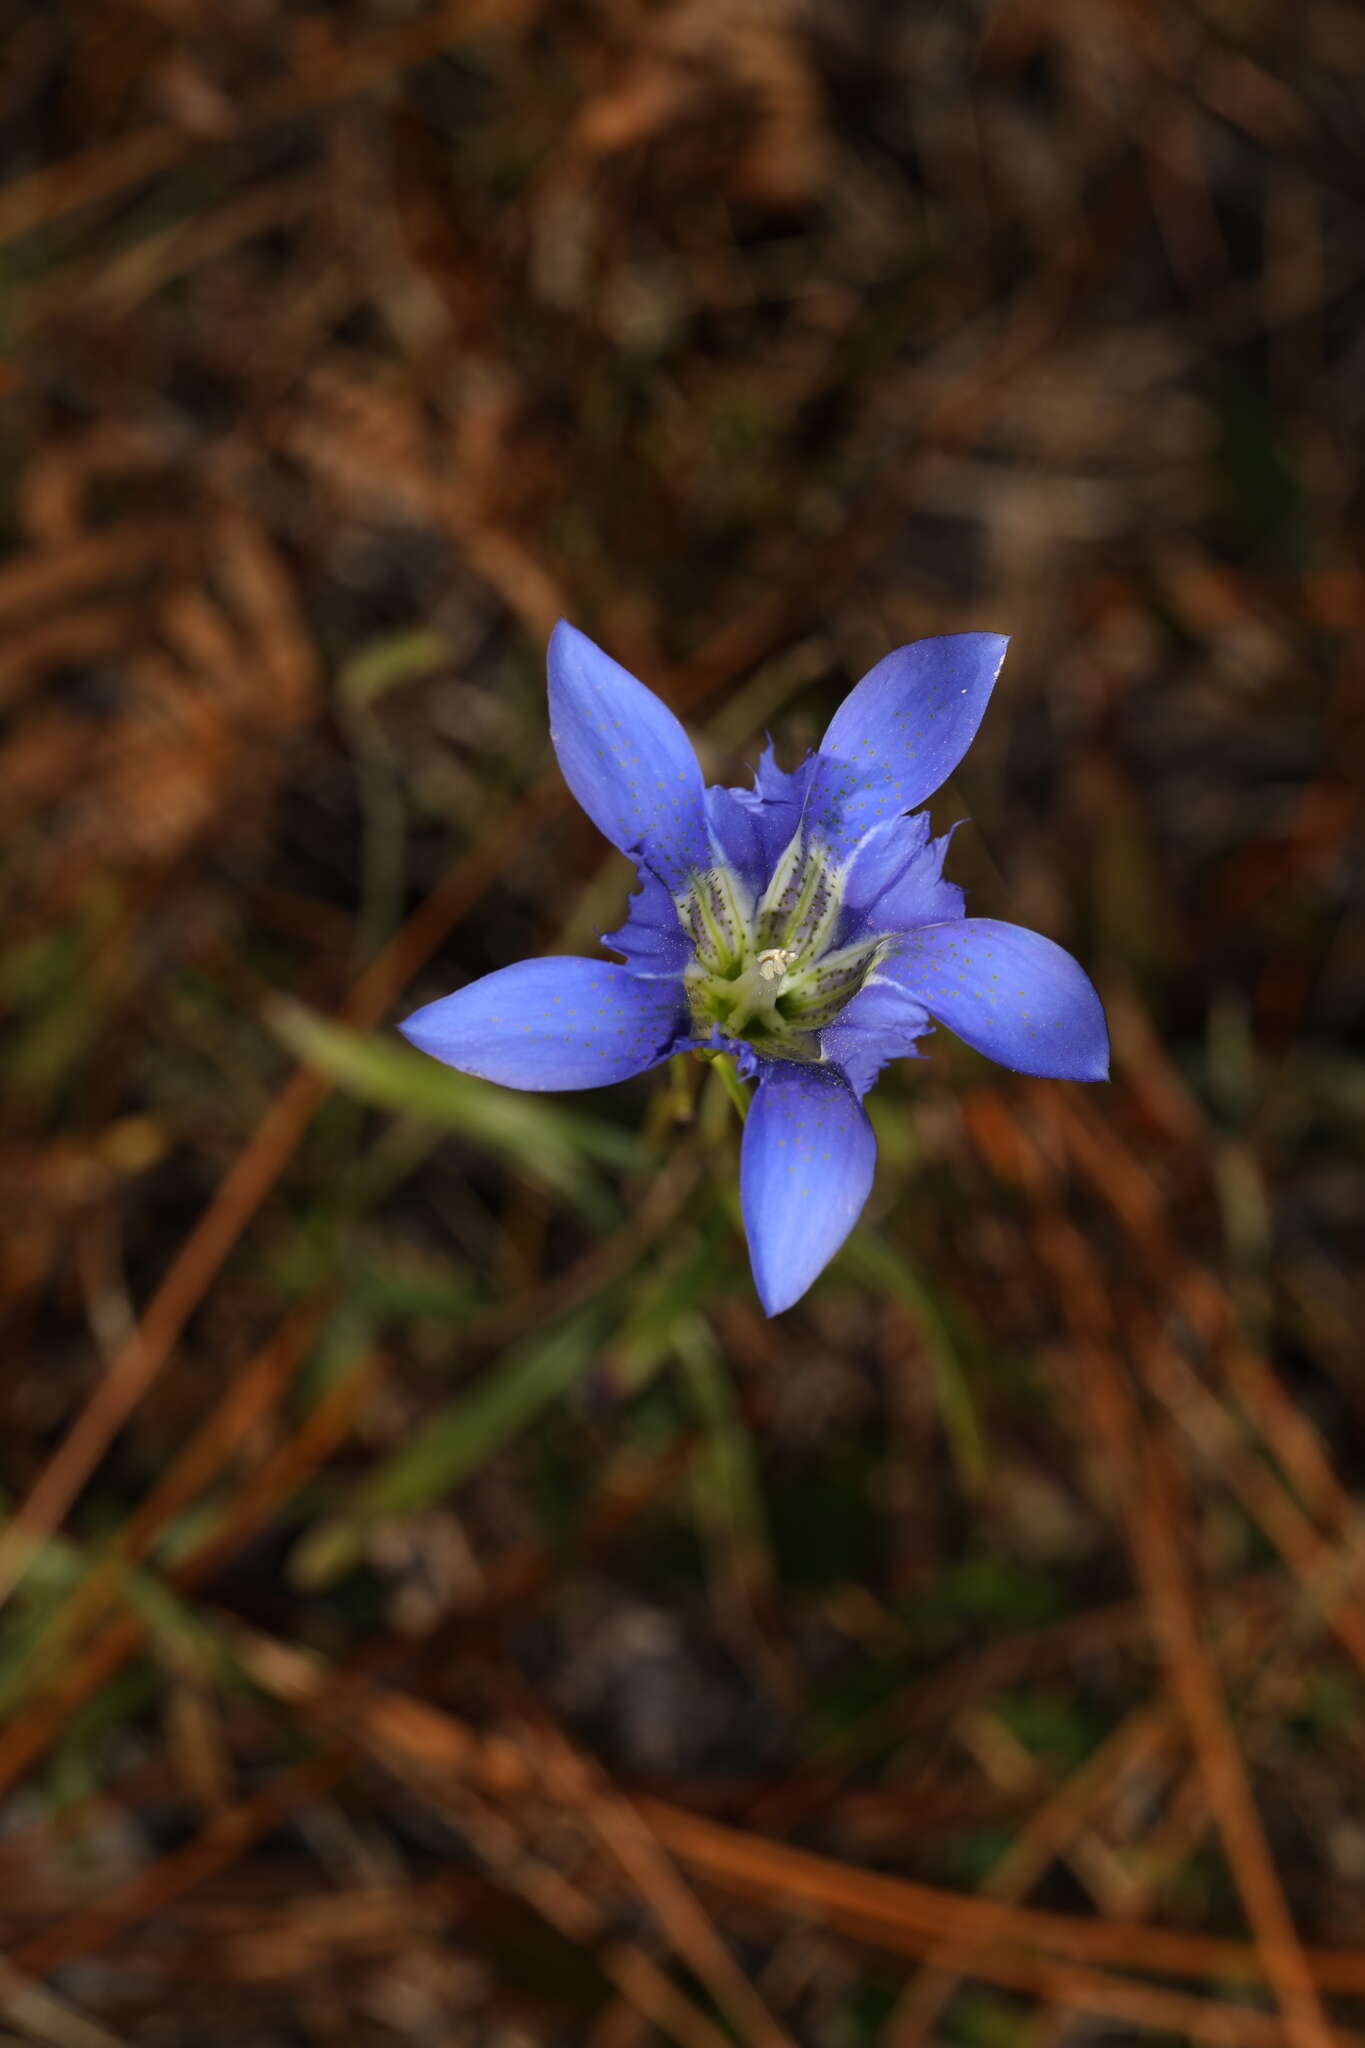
[821,975,932,1098]
[740,1064,877,1314]
[884,919,1109,1080]
[401,957,688,1091]
[547,622,713,889]
[802,634,1008,858]
[842,813,966,936]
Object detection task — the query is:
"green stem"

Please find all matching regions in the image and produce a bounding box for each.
[710,1052,751,1125]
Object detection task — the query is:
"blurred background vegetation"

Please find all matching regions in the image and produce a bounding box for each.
[1,1,1362,2043]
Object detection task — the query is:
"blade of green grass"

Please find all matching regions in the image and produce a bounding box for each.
[290,1304,606,1587]
[845,1230,988,1492]
[270,999,642,1227]
[674,1313,775,1620]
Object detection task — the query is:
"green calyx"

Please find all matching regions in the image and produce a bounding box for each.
[677,835,883,1062]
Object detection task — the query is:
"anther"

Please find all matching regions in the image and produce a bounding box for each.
[757,948,790,983]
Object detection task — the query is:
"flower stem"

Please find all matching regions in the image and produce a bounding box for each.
[710,1051,751,1125]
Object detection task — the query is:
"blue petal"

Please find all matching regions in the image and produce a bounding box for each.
[802,634,1009,859]
[822,974,932,1098]
[602,866,693,979]
[883,919,1109,1080]
[706,743,817,895]
[740,1063,877,1314]
[401,957,688,1091]
[548,622,713,889]
[841,813,966,936]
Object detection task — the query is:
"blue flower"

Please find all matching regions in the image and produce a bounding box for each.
[402,622,1108,1314]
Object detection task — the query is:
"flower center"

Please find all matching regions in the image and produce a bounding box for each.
[676,835,883,1062]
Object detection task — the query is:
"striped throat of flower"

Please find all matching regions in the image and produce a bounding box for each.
[676,833,886,1063]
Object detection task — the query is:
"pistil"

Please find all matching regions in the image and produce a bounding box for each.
[678,841,881,1060]
[704,956,788,1034]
